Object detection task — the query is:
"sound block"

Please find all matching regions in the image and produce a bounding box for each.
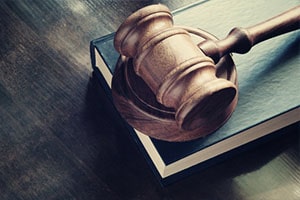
[112,28,238,142]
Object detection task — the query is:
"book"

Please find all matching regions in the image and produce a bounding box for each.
[90,0,300,185]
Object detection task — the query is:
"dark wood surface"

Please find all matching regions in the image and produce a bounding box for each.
[0,1,299,199]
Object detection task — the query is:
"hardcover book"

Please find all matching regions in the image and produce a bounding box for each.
[90,0,300,185]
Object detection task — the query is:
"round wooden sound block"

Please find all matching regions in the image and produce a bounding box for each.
[112,27,238,142]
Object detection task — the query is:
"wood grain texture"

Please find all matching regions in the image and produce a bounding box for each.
[0,0,299,199]
[112,6,238,140]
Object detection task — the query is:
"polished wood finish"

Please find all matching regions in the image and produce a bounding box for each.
[0,0,299,199]
[112,27,237,141]
[112,4,300,141]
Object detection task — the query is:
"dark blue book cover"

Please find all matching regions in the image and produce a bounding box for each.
[90,0,300,185]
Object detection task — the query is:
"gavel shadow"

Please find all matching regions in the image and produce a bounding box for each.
[238,33,300,92]
[260,34,300,74]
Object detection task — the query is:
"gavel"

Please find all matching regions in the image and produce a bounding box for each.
[111,4,300,141]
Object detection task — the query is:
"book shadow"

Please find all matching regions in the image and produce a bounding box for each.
[84,73,164,198]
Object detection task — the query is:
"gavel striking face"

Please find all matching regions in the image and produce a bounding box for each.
[112,4,300,141]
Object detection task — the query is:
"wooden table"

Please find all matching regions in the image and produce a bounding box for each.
[0,1,299,199]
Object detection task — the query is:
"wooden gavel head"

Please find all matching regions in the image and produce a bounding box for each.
[112,4,238,141]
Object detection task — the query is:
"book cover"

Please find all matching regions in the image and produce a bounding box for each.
[90,0,300,185]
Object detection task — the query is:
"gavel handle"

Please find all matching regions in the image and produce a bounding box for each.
[198,6,300,63]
